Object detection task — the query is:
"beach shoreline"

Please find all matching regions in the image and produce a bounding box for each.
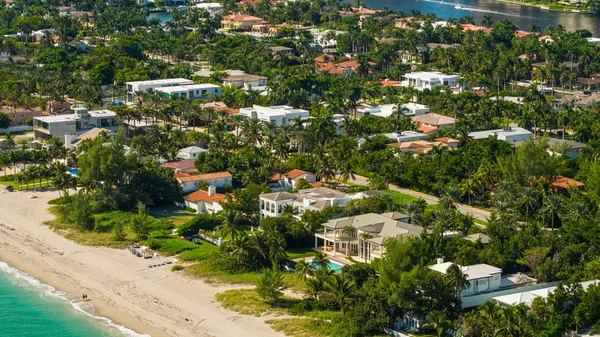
[0,190,285,337]
[0,253,161,337]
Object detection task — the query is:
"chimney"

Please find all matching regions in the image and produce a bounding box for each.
[208,185,216,196]
[436,258,444,265]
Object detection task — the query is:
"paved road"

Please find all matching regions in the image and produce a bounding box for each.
[349,175,491,223]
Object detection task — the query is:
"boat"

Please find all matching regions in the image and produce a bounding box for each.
[541,5,549,9]
[454,4,463,9]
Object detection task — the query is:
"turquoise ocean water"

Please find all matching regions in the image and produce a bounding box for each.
[0,261,150,337]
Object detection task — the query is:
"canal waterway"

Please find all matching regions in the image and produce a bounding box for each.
[362,0,600,35]
[148,0,600,35]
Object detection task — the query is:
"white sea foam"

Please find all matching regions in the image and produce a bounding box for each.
[0,261,151,337]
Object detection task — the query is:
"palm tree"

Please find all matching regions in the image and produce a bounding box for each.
[4,133,15,149]
[294,260,312,281]
[399,202,423,225]
[439,186,461,209]
[312,252,330,271]
[423,310,451,337]
[341,225,356,255]
[445,263,470,297]
[325,274,355,313]
[218,209,245,240]
[305,276,325,299]
[240,118,265,145]
[267,232,287,265]
[358,232,372,261]
[315,155,335,183]
[542,194,563,230]
[281,203,299,216]
[459,178,479,206]
[562,201,589,224]
[518,186,539,221]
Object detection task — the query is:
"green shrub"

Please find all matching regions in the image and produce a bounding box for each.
[145,237,200,255]
[179,247,219,261]
[178,213,221,236]
[171,265,184,271]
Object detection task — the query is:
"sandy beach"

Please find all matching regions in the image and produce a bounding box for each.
[0,189,286,337]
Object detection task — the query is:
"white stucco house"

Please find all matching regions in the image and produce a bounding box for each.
[429,260,503,296]
[184,185,227,214]
[358,103,429,118]
[175,171,232,193]
[260,187,381,219]
[176,146,208,160]
[239,105,310,127]
[401,71,462,92]
[468,127,533,143]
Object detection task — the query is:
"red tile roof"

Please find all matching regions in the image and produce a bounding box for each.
[285,169,315,179]
[551,176,584,189]
[184,189,227,203]
[161,160,197,171]
[417,124,437,134]
[380,79,401,87]
[222,14,263,21]
[177,171,232,183]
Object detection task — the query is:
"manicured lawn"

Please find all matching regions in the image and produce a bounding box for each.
[474,218,488,226]
[287,247,317,260]
[266,318,333,337]
[149,206,196,226]
[0,179,53,191]
[384,189,421,204]
[185,261,306,290]
[216,288,301,316]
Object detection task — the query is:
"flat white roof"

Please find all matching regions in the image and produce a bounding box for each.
[126,78,193,86]
[240,105,309,117]
[494,280,599,306]
[403,71,460,80]
[35,110,116,123]
[429,262,502,280]
[88,110,117,118]
[468,127,532,140]
[195,2,221,6]
[156,84,221,94]
[35,114,78,123]
[490,96,524,105]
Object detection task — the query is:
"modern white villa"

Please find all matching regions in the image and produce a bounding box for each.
[126,78,194,103]
[358,103,429,118]
[428,260,503,296]
[493,279,600,307]
[314,212,424,261]
[259,187,383,219]
[155,84,222,100]
[468,126,533,143]
[401,72,462,92]
[33,108,118,141]
[239,105,310,127]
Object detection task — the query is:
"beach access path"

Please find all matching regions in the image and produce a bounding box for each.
[348,174,491,222]
[0,189,286,337]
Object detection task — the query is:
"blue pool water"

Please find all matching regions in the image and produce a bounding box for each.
[67,168,78,177]
[0,261,147,337]
[311,260,344,272]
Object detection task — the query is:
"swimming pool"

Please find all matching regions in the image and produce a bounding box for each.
[66,168,78,177]
[311,260,344,272]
